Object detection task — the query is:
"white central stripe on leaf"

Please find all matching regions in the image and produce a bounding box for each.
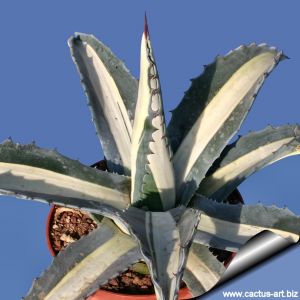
[198,214,299,244]
[0,163,130,210]
[145,212,180,274]
[84,44,132,170]
[45,235,136,300]
[173,52,276,189]
[131,34,150,163]
[201,137,293,196]
[186,250,220,290]
[131,32,175,209]
[145,211,181,300]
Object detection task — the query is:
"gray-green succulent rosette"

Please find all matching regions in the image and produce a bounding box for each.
[1,19,299,300]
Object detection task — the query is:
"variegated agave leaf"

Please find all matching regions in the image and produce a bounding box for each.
[199,124,300,202]
[120,205,200,300]
[2,19,300,300]
[168,44,285,206]
[0,140,130,212]
[69,33,138,175]
[194,196,300,252]
[183,243,226,298]
[131,21,175,211]
[24,219,142,300]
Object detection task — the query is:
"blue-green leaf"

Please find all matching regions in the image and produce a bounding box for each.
[24,219,141,300]
[131,27,175,211]
[0,140,131,212]
[69,33,138,175]
[183,243,226,297]
[199,125,300,202]
[168,44,284,205]
[194,196,300,251]
[121,205,200,300]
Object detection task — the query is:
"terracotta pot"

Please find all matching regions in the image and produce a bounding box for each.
[45,205,193,299]
[88,287,192,300]
[45,160,243,299]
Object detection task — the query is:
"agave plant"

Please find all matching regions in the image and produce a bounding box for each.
[1,19,300,300]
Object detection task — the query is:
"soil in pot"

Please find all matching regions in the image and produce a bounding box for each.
[49,207,98,253]
[48,206,155,294]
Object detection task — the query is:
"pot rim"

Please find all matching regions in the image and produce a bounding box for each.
[88,287,192,300]
[45,204,57,257]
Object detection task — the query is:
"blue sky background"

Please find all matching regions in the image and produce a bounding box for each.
[0,1,299,299]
